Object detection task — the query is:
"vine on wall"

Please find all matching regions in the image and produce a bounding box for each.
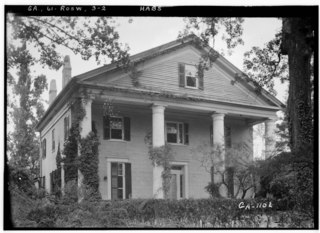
[145,132,174,198]
[61,94,100,200]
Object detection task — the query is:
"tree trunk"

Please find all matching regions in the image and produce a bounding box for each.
[281,18,313,152]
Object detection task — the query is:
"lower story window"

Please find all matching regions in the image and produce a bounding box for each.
[110,162,132,200]
[166,122,189,144]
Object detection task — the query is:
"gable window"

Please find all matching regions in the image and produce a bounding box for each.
[178,63,204,90]
[103,115,130,141]
[52,129,55,151]
[42,139,46,159]
[166,121,189,145]
[64,116,70,141]
[185,65,198,88]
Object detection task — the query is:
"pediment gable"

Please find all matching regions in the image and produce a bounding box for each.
[77,37,283,109]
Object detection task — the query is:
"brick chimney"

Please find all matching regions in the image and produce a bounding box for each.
[62,55,71,88]
[49,79,57,106]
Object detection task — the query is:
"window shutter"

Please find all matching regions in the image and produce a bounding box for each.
[124,117,131,141]
[103,116,110,140]
[64,118,67,141]
[178,63,185,87]
[111,163,118,200]
[125,163,132,199]
[210,124,213,146]
[198,67,204,90]
[184,123,189,145]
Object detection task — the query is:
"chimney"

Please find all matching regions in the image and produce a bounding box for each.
[49,79,57,106]
[62,55,71,88]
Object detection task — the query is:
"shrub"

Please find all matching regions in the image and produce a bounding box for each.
[205,182,221,198]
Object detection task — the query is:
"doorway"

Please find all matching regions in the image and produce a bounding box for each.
[168,165,185,200]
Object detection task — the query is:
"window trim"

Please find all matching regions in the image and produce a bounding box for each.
[109,116,124,140]
[165,121,185,145]
[106,158,130,200]
[169,161,189,199]
[184,64,199,89]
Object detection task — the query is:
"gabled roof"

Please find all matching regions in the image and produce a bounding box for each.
[36,34,285,132]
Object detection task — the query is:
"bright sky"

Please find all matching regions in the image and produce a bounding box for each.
[34,17,286,107]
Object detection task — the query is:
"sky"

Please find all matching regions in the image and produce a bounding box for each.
[33,17,286,107]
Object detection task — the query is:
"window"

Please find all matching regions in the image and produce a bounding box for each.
[225,126,232,148]
[178,63,204,90]
[42,139,46,159]
[103,116,130,141]
[185,65,198,88]
[52,129,55,151]
[166,122,189,145]
[110,162,132,200]
[64,116,70,141]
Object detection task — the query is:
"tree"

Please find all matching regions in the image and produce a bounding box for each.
[8,42,47,179]
[192,143,258,199]
[281,18,314,152]
[7,15,131,178]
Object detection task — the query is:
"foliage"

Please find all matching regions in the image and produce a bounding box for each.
[8,42,47,180]
[78,132,101,201]
[179,17,244,51]
[62,126,79,184]
[205,182,221,199]
[145,131,174,198]
[256,144,314,217]
[148,144,174,198]
[193,142,258,199]
[243,32,288,95]
[7,15,130,70]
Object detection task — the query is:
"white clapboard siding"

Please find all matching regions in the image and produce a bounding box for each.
[107,46,269,106]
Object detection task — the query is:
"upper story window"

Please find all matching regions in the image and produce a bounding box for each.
[185,65,198,88]
[42,139,46,159]
[178,63,204,90]
[64,116,70,141]
[103,115,131,141]
[166,121,189,145]
[52,129,55,152]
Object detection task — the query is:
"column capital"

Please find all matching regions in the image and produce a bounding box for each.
[151,104,166,112]
[211,112,225,119]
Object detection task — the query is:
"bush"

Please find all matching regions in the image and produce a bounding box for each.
[205,182,221,198]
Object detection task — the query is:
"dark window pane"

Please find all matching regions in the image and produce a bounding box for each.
[186,76,197,87]
[118,176,123,188]
[118,189,123,199]
[178,124,183,143]
[167,134,177,143]
[111,163,118,176]
[111,129,122,139]
[118,163,123,176]
[180,174,183,198]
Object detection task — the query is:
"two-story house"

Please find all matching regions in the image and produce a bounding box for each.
[36,35,283,200]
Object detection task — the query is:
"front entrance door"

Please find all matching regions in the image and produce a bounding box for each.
[169,166,184,200]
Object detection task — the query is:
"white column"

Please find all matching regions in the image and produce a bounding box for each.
[61,162,65,196]
[78,99,92,198]
[211,113,227,197]
[152,104,165,199]
[265,119,276,158]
